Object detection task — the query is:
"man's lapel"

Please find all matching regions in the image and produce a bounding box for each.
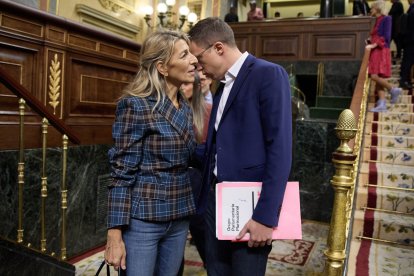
[217,55,255,129]
[206,82,224,148]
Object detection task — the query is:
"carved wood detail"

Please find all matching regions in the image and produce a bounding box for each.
[0,1,140,149]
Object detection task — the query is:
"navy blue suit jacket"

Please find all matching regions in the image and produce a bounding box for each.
[199,54,292,227]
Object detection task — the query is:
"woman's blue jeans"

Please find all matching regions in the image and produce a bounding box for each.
[123,218,190,276]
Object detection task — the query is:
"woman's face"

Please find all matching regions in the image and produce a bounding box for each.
[181,82,194,99]
[164,39,198,88]
[371,6,380,16]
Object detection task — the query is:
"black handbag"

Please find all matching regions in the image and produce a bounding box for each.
[95,260,126,276]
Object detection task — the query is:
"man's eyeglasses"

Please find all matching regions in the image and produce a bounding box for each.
[195,44,214,61]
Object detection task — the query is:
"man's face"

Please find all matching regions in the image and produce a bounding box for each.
[190,41,223,81]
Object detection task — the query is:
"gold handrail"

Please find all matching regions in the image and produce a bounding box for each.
[291,85,307,104]
[40,118,49,252]
[324,47,372,275]
[317,62,324,96]
[323,110,357,275]
[60,135,68,261]
[17,98,25,244]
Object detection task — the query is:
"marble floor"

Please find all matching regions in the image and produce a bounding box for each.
[73,220,329,276]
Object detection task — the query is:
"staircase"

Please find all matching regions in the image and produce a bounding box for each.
[347,64,414,275]
[310,96,352,120]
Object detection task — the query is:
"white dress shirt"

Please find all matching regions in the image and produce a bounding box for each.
[214,52,249,176]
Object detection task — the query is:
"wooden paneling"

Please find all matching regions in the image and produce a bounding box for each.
[1,15,43,38]
[47,27,66,43]
[229,17,375,61]
[0,1,140,149]
[260,36,299,58]
[313,35,355,57]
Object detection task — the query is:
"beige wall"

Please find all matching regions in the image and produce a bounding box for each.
[51,0,413,43]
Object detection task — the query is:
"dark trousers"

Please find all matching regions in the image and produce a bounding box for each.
[392,35,402,58]
[400,43,414,85]
[204,187,272,276]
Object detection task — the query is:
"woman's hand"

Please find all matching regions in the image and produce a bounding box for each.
[104,228,126,271]
[365,43,377,50]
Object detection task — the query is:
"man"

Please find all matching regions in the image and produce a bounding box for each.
[188,17,292,275]
[400,0,414,89]
[353,0,370,15]
[247,0,264,21]
[389,0,404,58]
[199,70,213,104]
[224,6,239,23]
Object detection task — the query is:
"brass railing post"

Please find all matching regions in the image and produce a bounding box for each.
[17,98,26,244]
[60,135,68,261]
[323,109,357,275]
[40,118,49,252]
[317,62,325,96]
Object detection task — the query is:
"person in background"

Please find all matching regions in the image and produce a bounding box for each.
[367,0,402,112]
[104,30,199,276]
[297,12,304,17]
[247,0,264,21]
[188,17,292,276]
[224,6,239,23]
[274,11,281,17]
[389,0,404,58]
[353,0,371,15]
[177,71,212,275]
[199,70,213,105]
[400,0,414,89]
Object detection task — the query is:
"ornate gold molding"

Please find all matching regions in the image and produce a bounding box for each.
[48,54,61,115]
[98,0,132,14]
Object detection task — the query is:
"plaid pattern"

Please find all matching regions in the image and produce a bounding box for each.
[107,94,197,228]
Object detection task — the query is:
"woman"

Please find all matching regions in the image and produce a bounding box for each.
[104,30,198,276]
[368,0,402,112]
[178,71,212,275]
[181,71,212,144]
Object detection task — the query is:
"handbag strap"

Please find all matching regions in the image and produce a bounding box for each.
[95,260,110,276]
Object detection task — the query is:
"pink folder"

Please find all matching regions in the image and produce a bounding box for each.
[216,181,302,240]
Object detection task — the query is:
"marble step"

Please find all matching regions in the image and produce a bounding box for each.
[352,209,414,245]
[364,134,414,149]
[366,112,414,124]
[315,96,352,109]
[365,121,414,137]
[363,147,414,166]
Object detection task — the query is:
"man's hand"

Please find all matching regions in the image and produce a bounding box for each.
[104,228,126,271]
[236,219,273,247]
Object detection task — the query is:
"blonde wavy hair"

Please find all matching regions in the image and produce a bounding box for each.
[187,71,207,143]
[371,0,387,15]
[123,30,190,109]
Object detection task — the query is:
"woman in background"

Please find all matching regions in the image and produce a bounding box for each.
[177,70,213,275]
[104,30,198,276]
[368,0,402,112]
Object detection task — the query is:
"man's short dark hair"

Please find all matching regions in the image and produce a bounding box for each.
[188,17,237,48]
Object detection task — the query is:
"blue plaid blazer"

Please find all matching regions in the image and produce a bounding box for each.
[107,94,197,228]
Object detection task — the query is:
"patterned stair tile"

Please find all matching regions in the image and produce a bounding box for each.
[364,134,414,149]
[366,112,414,124]
[366,121,414,137]
[367,103,414,113]
[364,147,414,166]
[347,237,414,275]
[354,210,414,245]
